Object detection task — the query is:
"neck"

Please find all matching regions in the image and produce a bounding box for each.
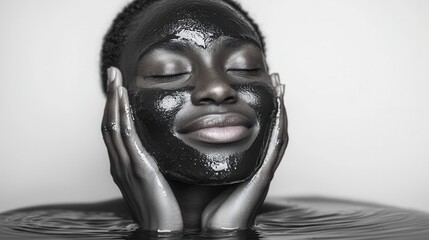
[168,180,229,231]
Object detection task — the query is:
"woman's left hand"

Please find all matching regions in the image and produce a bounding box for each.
[202,73,288,230]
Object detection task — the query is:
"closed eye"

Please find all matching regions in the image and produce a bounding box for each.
[145,72,190,81]
[227,68,260,75]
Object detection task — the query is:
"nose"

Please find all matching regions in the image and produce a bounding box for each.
[191,72,238,105]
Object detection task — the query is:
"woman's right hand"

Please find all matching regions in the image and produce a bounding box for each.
[101,67,183,232]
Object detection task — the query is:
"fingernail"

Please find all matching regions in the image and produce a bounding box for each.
[106,67,117,87]
[118,87,123,98]
[275,73,281,85]
[110,67,117,83]
[280,84,285,96]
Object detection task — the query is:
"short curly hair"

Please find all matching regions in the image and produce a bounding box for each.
[100,0,266,93]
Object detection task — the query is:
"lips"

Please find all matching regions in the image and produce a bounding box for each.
[176,113,253,144]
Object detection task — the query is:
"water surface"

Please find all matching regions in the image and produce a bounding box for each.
[1,197,428,239]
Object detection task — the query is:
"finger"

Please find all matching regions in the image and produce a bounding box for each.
[273,77,288,167]
[270,73,281,87]
[260,91,287,174]
[110,66,123,87]
[278,74,288,147]
[102,70,134,215]
[272,73,287,149]
[272,97,286,156]
[102,109,122,178]
[102,67,123,173]
[106,69,132,169]
[117,87,161,177]
[275,93,288,170]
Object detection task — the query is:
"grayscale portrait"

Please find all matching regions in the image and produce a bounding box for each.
[1,0,429,239]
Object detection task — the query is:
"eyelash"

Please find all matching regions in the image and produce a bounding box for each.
[146,68,260,81]
[147,73,189,80]
[227,68,260,74]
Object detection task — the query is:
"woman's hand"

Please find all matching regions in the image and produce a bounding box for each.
[101,67,183,232]
[202,73,288,230]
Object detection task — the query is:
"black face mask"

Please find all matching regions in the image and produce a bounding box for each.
[129,83,276,185]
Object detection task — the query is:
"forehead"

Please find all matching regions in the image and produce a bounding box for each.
[126,0,260,51]
[119,0,262,84]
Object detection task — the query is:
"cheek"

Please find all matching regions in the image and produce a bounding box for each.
[236,84,276,117]
[238,90,259,107]
[130,89,190,116]
[128,89,191,141]
[156,95,184,112]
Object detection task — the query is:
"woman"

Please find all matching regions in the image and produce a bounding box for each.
[100,0,287,232]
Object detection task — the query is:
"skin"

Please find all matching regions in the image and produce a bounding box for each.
[101,0,288,232]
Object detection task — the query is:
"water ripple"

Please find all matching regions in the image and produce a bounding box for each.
[1,197,428,239]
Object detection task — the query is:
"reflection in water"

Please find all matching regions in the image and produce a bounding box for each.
[1,197,429,240]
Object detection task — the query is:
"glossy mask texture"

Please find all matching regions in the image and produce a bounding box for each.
[128,83,276,185]
[119,0,261,87]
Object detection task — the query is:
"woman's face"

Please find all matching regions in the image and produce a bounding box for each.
[118,0,277,185]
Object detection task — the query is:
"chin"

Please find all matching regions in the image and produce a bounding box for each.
[162,132,266,185]
[164,155,260,185]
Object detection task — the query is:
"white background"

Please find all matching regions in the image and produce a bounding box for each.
[1,0,428,213]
